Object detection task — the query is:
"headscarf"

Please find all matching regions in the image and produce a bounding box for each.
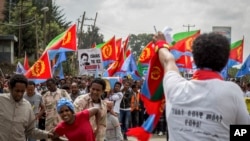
[57,98,74,113]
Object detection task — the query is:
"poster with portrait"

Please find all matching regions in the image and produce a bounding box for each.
[78,48,103,75]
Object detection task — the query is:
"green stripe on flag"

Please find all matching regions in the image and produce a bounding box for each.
[151,81,164,101]
[173,30,199,42]
[45,32,65,50]
[230,40,243,50]
[96,43,105,48]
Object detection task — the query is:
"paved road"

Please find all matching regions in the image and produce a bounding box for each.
[128,134,167,141]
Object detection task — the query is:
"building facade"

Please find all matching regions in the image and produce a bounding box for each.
[0,0,5,20]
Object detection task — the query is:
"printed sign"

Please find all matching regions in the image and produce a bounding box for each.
[78,48,103,75]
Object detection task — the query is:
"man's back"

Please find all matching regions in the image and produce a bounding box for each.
[164,71,250,141]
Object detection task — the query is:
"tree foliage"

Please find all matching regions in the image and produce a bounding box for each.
[129,33,154,59]
[78,26,104,49]
[0,0,71,59]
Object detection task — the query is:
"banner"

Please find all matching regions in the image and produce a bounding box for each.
[212,26,231,43]
[78,48,103,75]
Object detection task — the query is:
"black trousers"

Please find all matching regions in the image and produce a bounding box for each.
[131,109,144,127]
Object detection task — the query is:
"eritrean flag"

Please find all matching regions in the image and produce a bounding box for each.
[115,38,122,60]
[228,38,244,67]
[98,36,116,68]
[25,52,52,84]
[170,30,200,59]
[103,47,125,77]
[138,41,155,66]
[127,41,167,141]
[44,24,77,59]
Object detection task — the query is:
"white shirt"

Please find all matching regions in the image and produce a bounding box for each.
[163,71,250,141]
[245,91,250,97]
[109,92,123,114]
[80,87,88,95]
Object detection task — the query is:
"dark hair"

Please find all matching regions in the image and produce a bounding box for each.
[9,74,28,89]
[114,82,122,87]
[247,83,250,88]
[81,53,89,60]
[90,78,106,91]
[27,81,36,86]
[62,84,70,90]
[131,84,137,89]
[46,78,56,84]
[192,32,230,72]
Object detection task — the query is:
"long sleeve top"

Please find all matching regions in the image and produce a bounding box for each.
[74,93,107,141]
[0,94,49,141]
[109,92,123,114]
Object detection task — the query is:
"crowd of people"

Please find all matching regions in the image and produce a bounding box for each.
[0,32,250,141]
[0,73,166,141]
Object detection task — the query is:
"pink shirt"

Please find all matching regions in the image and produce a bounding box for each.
[55,110,95,141]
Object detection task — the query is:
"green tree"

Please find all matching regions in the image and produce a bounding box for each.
[228,67,238,78]
[78,26,104,49]
[129,33,154,60]
[0,0,71,60]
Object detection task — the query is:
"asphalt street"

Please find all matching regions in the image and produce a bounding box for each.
[128,134,167,141]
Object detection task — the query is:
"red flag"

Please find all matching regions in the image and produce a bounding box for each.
[123,35,130,53]
[115,38,122,60]
[229,38,244,63]
[24,52,30,71]
[138,41,155,65]
[105,48,125,76]
[127,41,168,141]
[91,42,96,48]
[45,24,77,51]
[125,49,131,58]
[176,55,193,69]
[101,36,116,61]
[171,30,200,52]
[25,52,52,82]
[116,47,126,72]
[105,61,119,77]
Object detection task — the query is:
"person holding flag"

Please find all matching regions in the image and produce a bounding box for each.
[154,32,250,141]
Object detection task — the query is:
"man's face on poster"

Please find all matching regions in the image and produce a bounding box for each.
[81,54,88,66]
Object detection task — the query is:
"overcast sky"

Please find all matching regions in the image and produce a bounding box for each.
[55,0,249,60]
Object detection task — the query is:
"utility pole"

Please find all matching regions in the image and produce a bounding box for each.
[75,12,98,75]
[35,15,38,60]
[18,0,23,57]
[92,12,98,30]
[41,7,49,49]
[89,12,98,47]
[77,11,86,48]
[183,24,195,32]
[83,12,98,49]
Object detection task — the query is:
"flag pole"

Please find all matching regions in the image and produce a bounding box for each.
[153,25,157,33]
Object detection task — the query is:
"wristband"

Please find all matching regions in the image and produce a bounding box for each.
[155,40,170,52]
